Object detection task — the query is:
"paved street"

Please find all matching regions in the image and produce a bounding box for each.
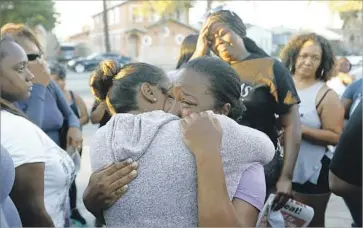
[66,70,354,227]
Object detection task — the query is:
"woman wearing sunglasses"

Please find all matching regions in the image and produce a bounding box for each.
[0,35,76,227]
[1,23,83,227]
[1,23,83,152]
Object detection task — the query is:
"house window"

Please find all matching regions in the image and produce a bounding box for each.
[176,9,181,21]
[148,12,159,23]
[94,15,100,26]
[131,6,143,23]
[108,9,115,25]
[114,8,120,24]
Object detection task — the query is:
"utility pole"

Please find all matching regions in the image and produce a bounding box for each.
[102,0,111,52]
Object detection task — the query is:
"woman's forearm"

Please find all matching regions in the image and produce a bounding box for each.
[90,105,106,124]
[195,152,242,227]
[280,106,301,181]
[18,206,54,227]
[281,123,301,180]
[80,115,89,126]
[302,126,340,146]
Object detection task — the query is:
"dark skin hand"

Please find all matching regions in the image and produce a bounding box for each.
[83,159,138,219]
[272,104,301,211]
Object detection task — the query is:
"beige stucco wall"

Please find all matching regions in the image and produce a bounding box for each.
[138,21,197,67]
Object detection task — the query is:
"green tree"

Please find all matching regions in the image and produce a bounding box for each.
[138,0,229,19]
[0,0,58,31]
[308,0,362,25]
[138,0,192,19]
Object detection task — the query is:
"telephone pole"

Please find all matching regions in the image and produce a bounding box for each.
[102,0,111,52]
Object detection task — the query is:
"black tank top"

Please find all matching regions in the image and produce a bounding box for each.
[69,91,80,119]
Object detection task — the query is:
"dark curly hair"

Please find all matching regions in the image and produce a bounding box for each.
[280,33,335,82]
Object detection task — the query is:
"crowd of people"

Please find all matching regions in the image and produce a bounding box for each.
[0,9,361,228]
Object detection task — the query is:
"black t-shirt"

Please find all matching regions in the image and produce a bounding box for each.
[231,54,300,147]
[330,101,362,187]
[91,100,111,128]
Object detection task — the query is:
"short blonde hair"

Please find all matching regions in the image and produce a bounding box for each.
[1,23,43,53]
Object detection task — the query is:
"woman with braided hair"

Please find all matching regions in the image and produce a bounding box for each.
[191,10,302,210]
[84,57,275,227]
[0,36,75,227]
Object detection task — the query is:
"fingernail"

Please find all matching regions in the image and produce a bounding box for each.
[130,170,137,177]
[131,162,138,168]
[126,158,133,164]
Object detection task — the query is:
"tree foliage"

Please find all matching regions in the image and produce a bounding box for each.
[137,0,192,18]
[137,0,228,18]
[0,0,58,31]
[327,1,362,13]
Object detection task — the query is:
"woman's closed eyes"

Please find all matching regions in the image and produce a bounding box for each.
[181,99,196,106]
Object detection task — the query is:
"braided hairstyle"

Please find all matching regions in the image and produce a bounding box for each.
[207,10,269,57]
[181,56,246,124]
[280,33,335,82]
[89,60,166,115]
[0,36,27,118]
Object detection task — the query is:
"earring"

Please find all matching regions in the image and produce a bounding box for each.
[153,98,157,102]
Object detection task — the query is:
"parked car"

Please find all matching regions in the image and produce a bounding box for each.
[57,44,78,62]
[67,52,132,73]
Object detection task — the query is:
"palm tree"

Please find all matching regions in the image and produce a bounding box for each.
[102,0,111,52]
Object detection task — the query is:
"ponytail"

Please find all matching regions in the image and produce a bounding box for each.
[89,60,122,115]
[90,60,167,115]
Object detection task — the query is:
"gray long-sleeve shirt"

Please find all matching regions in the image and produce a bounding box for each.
[90,111,274,227]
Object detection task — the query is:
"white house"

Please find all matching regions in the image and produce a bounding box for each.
[246,25,273,55]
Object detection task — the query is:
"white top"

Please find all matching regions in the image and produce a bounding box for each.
[293,82,333,185]
[327,77,346,98]
[1,111,75,227]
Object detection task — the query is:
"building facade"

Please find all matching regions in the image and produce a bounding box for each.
[89,0,198,68]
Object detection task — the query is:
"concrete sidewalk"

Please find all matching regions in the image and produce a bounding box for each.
[326,194,353,227]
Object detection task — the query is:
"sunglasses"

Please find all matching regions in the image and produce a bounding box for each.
[27,54,41,61]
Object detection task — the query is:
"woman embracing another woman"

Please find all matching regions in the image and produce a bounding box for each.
[86,57,275,227]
